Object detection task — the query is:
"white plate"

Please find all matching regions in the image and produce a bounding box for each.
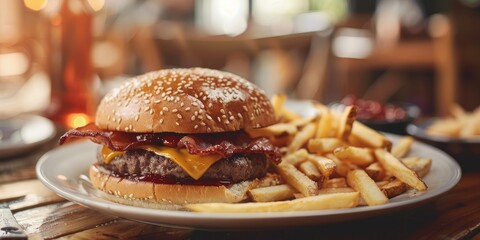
[36,135,461,229]
[0,115,56,158]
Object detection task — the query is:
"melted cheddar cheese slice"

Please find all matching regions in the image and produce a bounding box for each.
[101,146,223,180]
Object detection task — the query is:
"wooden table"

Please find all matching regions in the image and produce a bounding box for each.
[1,131,479,240]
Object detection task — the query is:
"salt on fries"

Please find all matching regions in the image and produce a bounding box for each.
[186,95,430,213]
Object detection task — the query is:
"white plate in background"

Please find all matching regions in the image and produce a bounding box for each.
[0,115,56,158]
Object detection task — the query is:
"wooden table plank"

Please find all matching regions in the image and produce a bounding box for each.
[59,219,192,240]
[14,202,118,239]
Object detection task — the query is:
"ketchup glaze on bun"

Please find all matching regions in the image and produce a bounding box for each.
[60,68,281,209]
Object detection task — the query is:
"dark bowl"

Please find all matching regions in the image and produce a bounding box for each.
[407,118,480,167]
[331,102,420,135]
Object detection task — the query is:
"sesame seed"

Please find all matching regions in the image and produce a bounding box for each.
[185,107,191,111]
[220,109,226,114]
[163,107,169,112]
[160,119,164,124]
[177,114,182,119]
[172,109,178,113]
[229,116,234,121]
[175,122,180,126]
[191,116,196,121]
[194,125,198,129]
[200,122,206,126]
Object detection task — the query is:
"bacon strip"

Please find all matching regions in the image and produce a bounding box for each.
[60,123,281,163]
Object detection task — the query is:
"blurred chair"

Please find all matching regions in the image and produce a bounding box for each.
[334,14,456,116]
[154,23,320,94]
[294,30,332,101]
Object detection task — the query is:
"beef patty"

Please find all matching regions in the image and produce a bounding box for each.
[98,148,269,183]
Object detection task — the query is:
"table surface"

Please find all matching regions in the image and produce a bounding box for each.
[0,130,479,240]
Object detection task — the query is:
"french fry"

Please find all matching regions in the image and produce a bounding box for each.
[374,149,427,191]
[380,179,407,198]
[255,173,283,188]
[322,178,348,188]
[276,164,318,197]
[336,105,356,141]
[306,154,336,177]
[298,161,324,182]
[459,115,477,138]
[426,119,461,137]
[248,184,295,202]
[288,123,316,154]
[318,187,355,194]
[271,94,300,122]
[450,103,466,119]
[350,121,392,149]
[308,138,347,154]
[186,192,360,213]
[391,136,414,158]
[365,162,385,181]
[271,94,286,119]
[315,105,335,138]
[281,149,309,166]
[325,153,355,177]
[333,146,374,166]
[401,157,432,178]
[375,181,389,188]
[347,169,388,206]
[289,116,316,128]
[317,188,365,205]
[246,123,297,138]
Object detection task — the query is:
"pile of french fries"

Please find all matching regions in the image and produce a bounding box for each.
[427,104,480,138]
[186,95,432,213]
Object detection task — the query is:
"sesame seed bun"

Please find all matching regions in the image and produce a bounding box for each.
[95,68,276,133]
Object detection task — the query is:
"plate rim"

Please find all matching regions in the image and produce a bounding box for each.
[407,118,480,144]
[36,136,462,228]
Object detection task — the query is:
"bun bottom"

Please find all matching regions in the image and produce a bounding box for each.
[89,165,258,208]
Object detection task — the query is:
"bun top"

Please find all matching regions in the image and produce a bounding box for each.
[95,68,276,133]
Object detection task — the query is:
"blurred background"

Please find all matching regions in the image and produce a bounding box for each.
[0,0,479,128]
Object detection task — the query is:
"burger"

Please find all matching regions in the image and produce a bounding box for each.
[60,68,281,209]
